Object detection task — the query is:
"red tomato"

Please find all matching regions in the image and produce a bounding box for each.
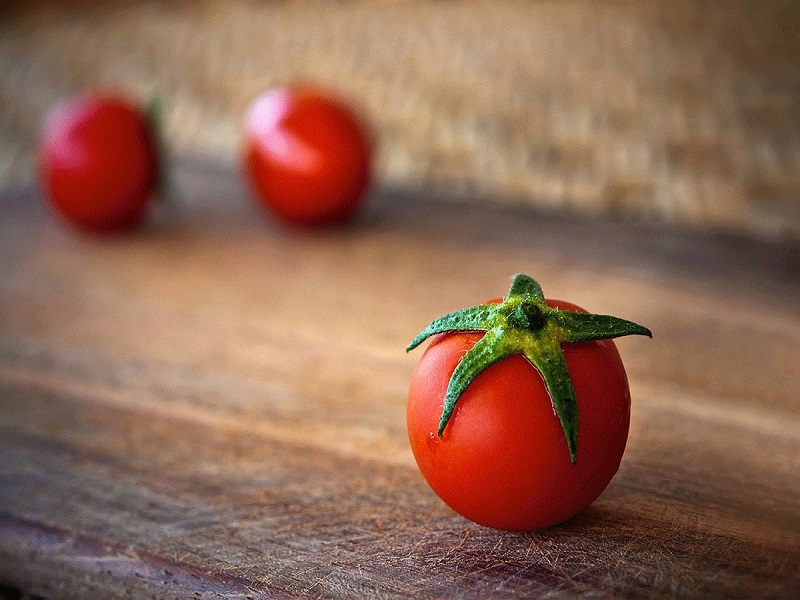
[407,299,631,531]
[243,86,372,227]
[39,95,159,233]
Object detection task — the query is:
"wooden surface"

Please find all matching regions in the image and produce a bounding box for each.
[0,161,799,599]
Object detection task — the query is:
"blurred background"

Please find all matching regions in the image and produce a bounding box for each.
[1,0,798,241]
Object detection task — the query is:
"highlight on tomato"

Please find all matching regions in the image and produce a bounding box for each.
[39,93,162,234]
[242,85,372,227]
[406,274,651,531]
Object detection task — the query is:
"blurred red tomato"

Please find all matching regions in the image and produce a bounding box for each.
[39,94,159,233]
[243,87,372,227]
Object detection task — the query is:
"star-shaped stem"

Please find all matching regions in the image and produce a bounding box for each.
[406,274,652,464]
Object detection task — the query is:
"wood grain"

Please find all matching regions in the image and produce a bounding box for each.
[0,160,799,598]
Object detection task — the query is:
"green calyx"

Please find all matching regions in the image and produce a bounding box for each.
[145,94,171,203]
[406,274,651,464]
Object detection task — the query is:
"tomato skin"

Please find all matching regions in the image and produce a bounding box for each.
[39,95,158,233]
[407,299,631,531]
[243,87,371,227]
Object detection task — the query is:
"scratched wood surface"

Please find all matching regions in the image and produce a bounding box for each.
[0,160,799,599]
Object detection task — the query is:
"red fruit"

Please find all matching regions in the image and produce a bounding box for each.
[243,86,371,227]
[39,94,159,234]
[406,274,651,530]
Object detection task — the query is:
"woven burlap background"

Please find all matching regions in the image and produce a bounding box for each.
[1,1,798,239]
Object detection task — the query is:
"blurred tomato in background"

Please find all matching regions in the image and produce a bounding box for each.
[243,86,372,228]
[38,94,160,234]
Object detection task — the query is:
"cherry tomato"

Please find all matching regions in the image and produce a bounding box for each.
[243,86,372,227]
[407,299,632,531]
[39,94,159,233]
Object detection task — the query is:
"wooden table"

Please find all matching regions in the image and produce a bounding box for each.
[1,160,798,599]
